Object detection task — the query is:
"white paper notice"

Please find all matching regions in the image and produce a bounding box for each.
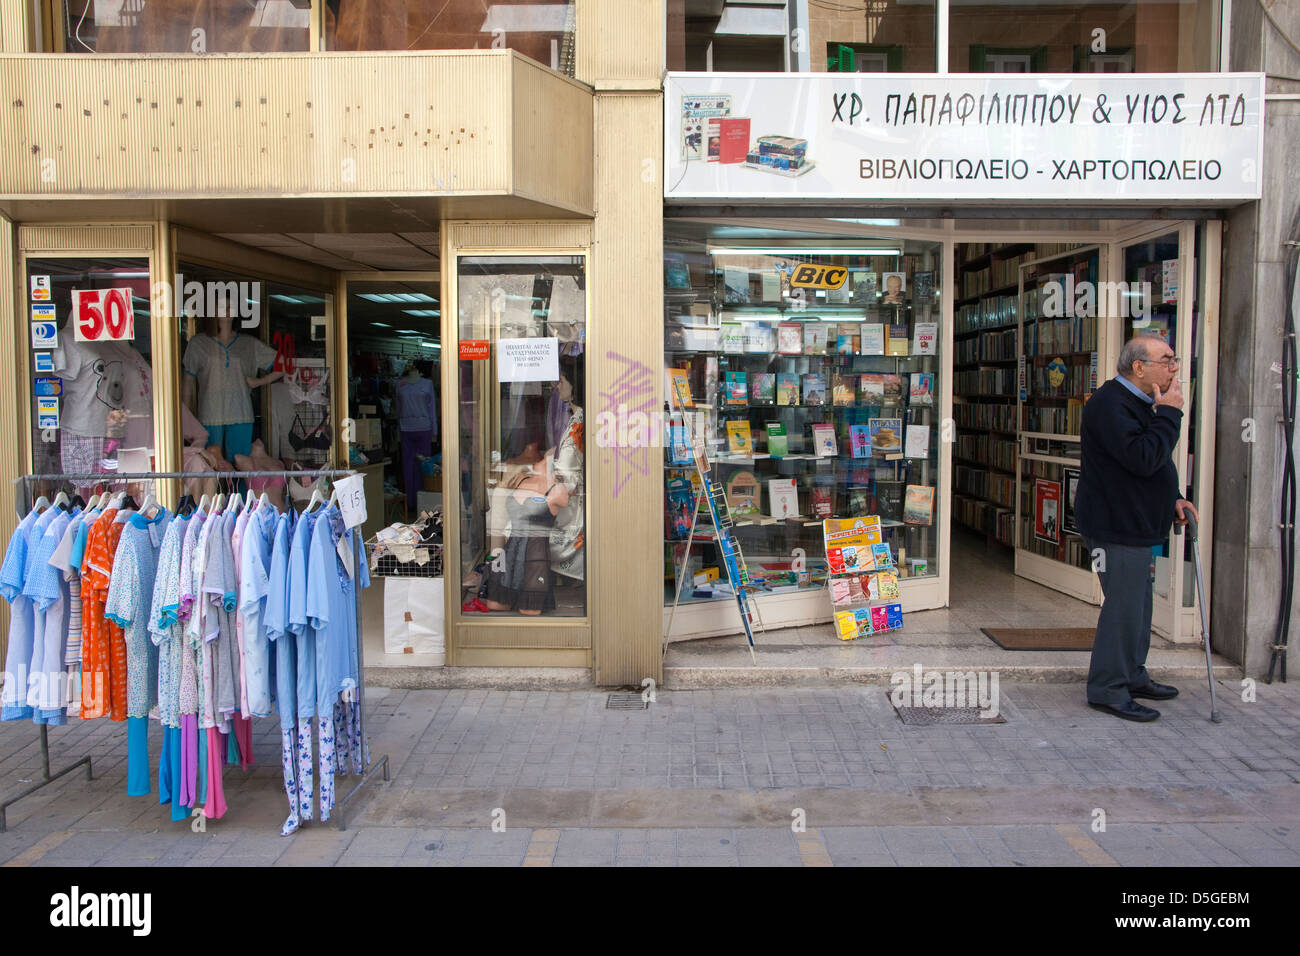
[497,337,559,383]
[905,424,930,460]
[334,472,368,529]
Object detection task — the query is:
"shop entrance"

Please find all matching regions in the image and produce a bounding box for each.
[341,275,443,533]
[661,216,1219,650]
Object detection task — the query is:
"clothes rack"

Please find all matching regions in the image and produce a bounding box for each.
[1,469,390,832]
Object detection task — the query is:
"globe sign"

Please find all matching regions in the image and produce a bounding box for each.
[1047,358,1067,388]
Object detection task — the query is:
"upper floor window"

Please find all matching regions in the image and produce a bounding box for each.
[952,0,1220,73]
[59,0,310,52]
[669,0,1220,73]
[325,0,576,75]
[49,0,577,75]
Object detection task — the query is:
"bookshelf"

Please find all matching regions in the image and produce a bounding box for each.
[1014,246,1099,577]
[951,241,1081,551]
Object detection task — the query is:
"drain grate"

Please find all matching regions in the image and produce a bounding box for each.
[606,692,648,711]
[892,705,1006,725]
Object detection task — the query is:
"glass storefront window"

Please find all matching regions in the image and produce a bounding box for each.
[670,0,936,72]
[345,280,442,519]
[951,0,1220,73]
[60,0,309,53]
[24,257,154,501]
[663,227,942,606]
[325,0,576,75]
[458,255,586,618]
[175,262,331,503]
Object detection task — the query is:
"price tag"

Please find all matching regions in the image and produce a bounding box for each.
[72,288,135,343]
[336,533,355,579]
[333,473,368,529]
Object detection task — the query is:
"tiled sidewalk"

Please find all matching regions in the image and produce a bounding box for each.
[1,680,1297,866]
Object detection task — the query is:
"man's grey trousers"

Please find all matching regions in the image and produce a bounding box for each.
[1086,540,1156,706]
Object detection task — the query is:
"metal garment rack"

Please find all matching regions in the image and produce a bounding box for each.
[1,469,390,832]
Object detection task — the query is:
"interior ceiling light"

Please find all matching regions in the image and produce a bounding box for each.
[707,246,901,257]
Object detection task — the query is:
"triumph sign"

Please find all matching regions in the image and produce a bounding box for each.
[666,72,1264,203]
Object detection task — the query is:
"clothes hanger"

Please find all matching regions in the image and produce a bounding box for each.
[139,490,159,518]
[70,493,86,511]
[214,492,226,512]
[31,495,50,513]
[305,486,326,513]
[52,491,70,511]
[197,494,211,515]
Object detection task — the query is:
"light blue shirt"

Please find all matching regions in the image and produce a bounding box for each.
[1117,374,1155,405]
[287,510,319,720]
[1,509,42,720]
[306,506,370,717]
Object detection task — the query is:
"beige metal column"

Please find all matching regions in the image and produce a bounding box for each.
[0,1,33,52]
[577,0,666,685]
[151,222,181,504]
[0,214,23,658]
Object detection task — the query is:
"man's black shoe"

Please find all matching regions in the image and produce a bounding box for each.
[1089,699,1160,722]
[1131,682,1179,700]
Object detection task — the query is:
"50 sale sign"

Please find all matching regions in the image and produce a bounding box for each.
[72,288,135,343]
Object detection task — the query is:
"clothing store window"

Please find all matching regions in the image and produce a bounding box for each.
[458,255,586,619]
[24,257,154,502]
[175,262,332,505]
[951,0,1219,72]
[57,0,310,53]
[344,280,441,520]
[324,0,577,76]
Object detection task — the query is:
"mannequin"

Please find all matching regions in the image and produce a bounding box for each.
[182,313,282,462]
[395,360,438,516]
[51,336,151,491]
[482,458,570,616]
[547,360,585,583]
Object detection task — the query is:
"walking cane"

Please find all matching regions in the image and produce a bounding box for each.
[1182,513,1222,723]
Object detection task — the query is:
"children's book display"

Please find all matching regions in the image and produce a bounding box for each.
[823,516,904,640]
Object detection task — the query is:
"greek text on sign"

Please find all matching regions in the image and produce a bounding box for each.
[497,337,559,383]
[665,73,1264,202]
[72,288,135,343]
[789,264,849,291]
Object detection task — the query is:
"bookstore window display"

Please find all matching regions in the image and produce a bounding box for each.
[458,256,586,619]
[664,232,941,608]
[24,257,155,501]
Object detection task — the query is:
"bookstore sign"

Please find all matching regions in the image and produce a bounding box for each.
[666,72,1265,203]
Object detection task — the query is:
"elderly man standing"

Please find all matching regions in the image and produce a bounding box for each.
[1074,333,1200,722]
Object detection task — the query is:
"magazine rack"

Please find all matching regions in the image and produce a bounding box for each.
[663,383,767,662]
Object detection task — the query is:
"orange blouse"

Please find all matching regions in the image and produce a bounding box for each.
[80,510,127,721]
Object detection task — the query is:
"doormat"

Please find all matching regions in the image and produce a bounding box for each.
[889,700,1007,726]
[981,627,1096,651]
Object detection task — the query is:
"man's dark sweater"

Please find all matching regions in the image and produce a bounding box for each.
[1074,377,1182,547]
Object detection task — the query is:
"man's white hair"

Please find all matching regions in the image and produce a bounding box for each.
[1117,333,1166,375]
